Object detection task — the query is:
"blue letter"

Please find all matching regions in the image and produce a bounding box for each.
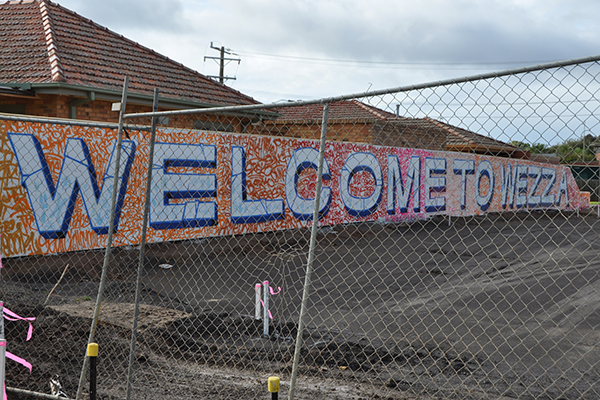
[540,167,556,207]
[285,147,331,220]
[231,146,284,224]
[476,160,494,211]
[8,133,135,238]
[340,152,383,217]
[424,157,446,213]
[150,143,217,229]
[528,166,542,208]
[501,164,517,209]
[515,165,528,209]
[387,155,421,214]
[558,170,569,206]
[453,160,474,210]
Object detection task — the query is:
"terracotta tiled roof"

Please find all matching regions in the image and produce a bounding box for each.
[426,118,519,154]
[271,100,518,155]
[274,100,398,121]
[0,0,259,107]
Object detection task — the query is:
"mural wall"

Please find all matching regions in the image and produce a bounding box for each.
[0,120,586,258]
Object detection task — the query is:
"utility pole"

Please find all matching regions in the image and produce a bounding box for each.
[204,42,240,84]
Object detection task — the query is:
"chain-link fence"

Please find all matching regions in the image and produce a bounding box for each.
[2,56,600,400]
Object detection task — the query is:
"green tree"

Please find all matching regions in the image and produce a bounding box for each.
[547,134,597,164]
[510,141,551,154]
[511,134,599,164]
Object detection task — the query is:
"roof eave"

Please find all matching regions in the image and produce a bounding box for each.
[0,85,36,97]
[26,82,219,108]
[2,82,275,118]
[447,143,518,155]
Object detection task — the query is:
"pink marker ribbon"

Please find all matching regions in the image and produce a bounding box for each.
[3,308,35,341]
[269,285,281,295]
[259,300,273,319]
[262,281,281,295]
[0,342,33,400]
[0,306,35,400]
[5,351,32,373]
[256,281,281,319]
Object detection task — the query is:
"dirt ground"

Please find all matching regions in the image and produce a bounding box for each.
[2,208,600,400]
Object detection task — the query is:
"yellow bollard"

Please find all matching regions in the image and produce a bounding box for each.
[87,343,98,400]
[268,376,280,400]
[87,343,99,357]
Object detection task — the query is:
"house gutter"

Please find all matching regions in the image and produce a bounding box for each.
[447,143,520,156]
[3,82,277,119]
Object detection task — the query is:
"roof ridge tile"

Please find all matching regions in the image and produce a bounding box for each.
[38,0,64,82]
[351,99,391,120]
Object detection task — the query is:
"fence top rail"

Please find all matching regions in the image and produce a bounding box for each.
[0,113,150,131]
[123,54,600,120]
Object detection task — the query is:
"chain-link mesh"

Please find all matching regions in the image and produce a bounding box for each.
[2,58,600,400]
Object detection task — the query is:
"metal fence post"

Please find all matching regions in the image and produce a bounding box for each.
[125,88,160,400]
[0,302,5,400]
[76,76,130,400]
[263,281,269,336]
[288,102,330,400]
[255,284,262,320]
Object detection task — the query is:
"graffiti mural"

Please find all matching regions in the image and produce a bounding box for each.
[0,121,586,258]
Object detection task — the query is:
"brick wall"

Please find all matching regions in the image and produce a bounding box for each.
[251,119,375,143]
[0,94,251,132]
[0,94,65,117]
[251,118,447,149]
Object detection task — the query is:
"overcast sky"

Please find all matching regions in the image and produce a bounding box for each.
[56,0,600,105]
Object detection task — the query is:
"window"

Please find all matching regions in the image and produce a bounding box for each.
[0,104,26,114]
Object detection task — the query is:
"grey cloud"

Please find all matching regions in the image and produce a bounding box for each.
[215,0,600,66]
[56,0,187,32]
[56,0,600,64]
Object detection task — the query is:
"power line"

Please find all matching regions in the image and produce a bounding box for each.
[235,50,559,70]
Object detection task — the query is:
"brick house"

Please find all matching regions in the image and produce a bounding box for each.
[252,99,527,158]
[425,117,529,158]
[250,100,445,150]
[0,0,264,130]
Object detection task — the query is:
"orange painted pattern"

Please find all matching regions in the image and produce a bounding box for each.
[0,121,585,258]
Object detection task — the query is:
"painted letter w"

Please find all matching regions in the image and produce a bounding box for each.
[8,133,136,238]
